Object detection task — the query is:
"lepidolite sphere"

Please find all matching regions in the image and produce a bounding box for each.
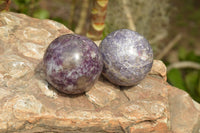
[43,34,103,94]
[99,29,153,86]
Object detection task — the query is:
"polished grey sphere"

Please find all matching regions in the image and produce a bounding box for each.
[99,29,153,86]
[43,34,103,94]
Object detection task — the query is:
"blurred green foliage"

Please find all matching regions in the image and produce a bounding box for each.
[167,47,200,102]
[33,9,49,19]
[11,0,71,28]
[168,68,186,91]
[0,0,5,5]
[167,0,200,103]
[11,0,49,19]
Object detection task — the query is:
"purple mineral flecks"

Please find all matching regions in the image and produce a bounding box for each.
[43,34,103,94]
[99,29,153,86]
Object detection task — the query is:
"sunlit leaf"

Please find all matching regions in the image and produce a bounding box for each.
[12,0,31,6]
[33,9,49,19]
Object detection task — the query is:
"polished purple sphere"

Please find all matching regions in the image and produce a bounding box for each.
[99,29,153,86]
[43,34,103,94]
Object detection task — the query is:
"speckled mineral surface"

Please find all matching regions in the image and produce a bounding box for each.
[99,29,153,86]
[43,34,103,94]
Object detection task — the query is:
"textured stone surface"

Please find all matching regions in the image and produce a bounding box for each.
[0,12,199,133]
[99,29,153,86]
[43,34,103,94]
[168,87,200,133]
[149,60,167,81]
[86,78,121,107]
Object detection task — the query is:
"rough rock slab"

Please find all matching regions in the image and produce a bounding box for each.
[0,12,199,133]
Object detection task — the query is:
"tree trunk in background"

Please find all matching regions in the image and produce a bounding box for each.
[75,0,89,35]
[69,0,77,28]
[86,0,108,41]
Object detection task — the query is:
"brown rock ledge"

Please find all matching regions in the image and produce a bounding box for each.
[0,12,199,133]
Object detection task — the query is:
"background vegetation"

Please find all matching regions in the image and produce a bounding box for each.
[1,0,200,102]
